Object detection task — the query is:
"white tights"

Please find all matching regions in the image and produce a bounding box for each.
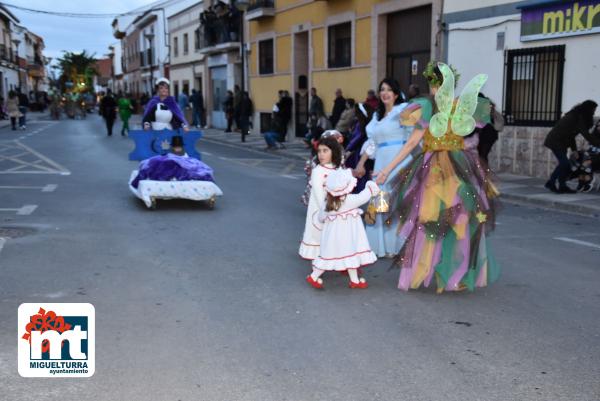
[311,268,360,283]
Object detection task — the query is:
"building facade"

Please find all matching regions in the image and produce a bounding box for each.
[246,0,443,138]
[168,2,207,104]
[0,5,19,99]
[444,0,600,178]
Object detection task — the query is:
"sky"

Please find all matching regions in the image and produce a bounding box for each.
[5,0,157,63]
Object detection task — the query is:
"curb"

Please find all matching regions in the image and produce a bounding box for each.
[500,192,600,218]
[200,135,309,162]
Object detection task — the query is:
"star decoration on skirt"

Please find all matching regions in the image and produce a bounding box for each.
[476,211,487,223]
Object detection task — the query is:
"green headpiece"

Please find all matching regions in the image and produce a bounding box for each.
[423,60,460,88]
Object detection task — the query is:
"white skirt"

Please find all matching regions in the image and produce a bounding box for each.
[313,213,377,271]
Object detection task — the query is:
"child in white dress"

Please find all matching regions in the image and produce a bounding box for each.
[299,136,343,260]
[307,168,380,289]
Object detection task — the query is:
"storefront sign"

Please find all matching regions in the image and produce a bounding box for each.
[520,0,600,41]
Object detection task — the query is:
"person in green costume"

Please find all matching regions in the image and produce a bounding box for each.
[118,93,134,136]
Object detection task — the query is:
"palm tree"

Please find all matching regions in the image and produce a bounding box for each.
[56,50,98,93]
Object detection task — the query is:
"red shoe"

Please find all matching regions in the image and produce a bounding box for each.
[349,278,368,289]
[306,275,323,289]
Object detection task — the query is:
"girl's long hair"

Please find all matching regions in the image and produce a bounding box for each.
[376,78,404,121]
[317,136,343,168]
[325,193,344,212]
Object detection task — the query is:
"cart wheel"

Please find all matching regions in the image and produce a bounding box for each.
[150,198,157,210]
[207,196,216,210]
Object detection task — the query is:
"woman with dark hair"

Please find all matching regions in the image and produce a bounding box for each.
[544,100,599,193]
[355,77,410,257]
[142,78,189,132]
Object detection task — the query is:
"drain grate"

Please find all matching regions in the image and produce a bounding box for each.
[0,227,37,239]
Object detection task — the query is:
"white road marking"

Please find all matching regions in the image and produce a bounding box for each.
[554,237,600,250]
[0,184,57,192]
[0,237,6,256]
[17,205,38,215]
[0,205,38,215]
[281,174,300,180]
[202,151,213,156]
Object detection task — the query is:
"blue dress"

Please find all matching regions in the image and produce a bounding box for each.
[365,103,413,257]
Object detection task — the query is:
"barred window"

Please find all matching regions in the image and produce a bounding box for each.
[503,45,565,126]
[328,22,351,68]
[259,39,274,75]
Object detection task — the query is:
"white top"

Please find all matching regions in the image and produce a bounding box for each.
[152,103,173,131]
[312,181,380,271]
[299,163,337,260]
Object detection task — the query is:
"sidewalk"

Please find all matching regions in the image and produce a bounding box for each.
[0,110,51,130]
[129,114,600,218]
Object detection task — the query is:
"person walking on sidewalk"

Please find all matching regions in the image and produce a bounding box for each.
[17,89,29,130]
[99,89,117,137]
[190,89,205,128]
[6,91,21,130]
[224,90,234,133]
[238,92,253,140]
[118,93,134,136]
[544,100,599,194]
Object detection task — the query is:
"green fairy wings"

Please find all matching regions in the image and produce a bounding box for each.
[429,63,489,138]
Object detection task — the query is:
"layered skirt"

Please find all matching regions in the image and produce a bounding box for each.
[388,149,500,292]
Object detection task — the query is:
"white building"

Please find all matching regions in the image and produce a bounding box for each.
[168,2,205,97]
[444,0,600,178]
[112,0,200,97]
[0,5,20,98]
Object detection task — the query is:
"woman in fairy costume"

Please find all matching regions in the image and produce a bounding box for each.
[374,62,500,293]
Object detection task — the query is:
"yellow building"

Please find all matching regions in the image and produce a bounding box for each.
[246,0,443,138]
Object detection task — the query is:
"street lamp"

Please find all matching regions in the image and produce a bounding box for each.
[144,32,155,95]
[235,0,249,142]
[12,39,21,90]
[108,46,115,92]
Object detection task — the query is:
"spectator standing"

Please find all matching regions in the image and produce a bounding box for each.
[238,91,253,141]
[335,98,357,138]
[6,91,21,130]
[364,89,379,110]
[330,88,346,128]
[224,90,234,133]
[309,87,324,116]
[17,89,29,129]
[233,84,242,131]
[99,89,118,137]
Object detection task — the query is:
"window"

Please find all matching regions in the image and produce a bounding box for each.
[183,33,189,55]
[328,22,351,68]
[173,36,179,57]
[503,45,565,126]
[194,28,201,50]
[259,39,274,75]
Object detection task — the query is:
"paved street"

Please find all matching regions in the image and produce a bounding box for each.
[0,115,599,401]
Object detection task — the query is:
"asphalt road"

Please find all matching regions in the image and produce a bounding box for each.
[0,115,599,401]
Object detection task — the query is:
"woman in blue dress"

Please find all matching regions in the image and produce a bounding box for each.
[354,78,413,257]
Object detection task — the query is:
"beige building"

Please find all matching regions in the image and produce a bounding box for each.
[247,0,444,138]
[168,2,207,104]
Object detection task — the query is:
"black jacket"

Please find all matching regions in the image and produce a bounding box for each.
[99,95,117,119]
[544,112,600,152]
[330,96,346,128]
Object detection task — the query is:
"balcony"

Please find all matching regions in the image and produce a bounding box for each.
[245,0,275,21]
[199,4,242,54]
[0,44,16,64]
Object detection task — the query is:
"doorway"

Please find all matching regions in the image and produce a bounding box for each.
[210,66,227,129]
[386,5,431,95]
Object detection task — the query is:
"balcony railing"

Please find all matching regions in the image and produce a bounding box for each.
[246,0,275,20]
[199,4,242,51]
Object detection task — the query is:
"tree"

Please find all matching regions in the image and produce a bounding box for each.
[56,50,98,93]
